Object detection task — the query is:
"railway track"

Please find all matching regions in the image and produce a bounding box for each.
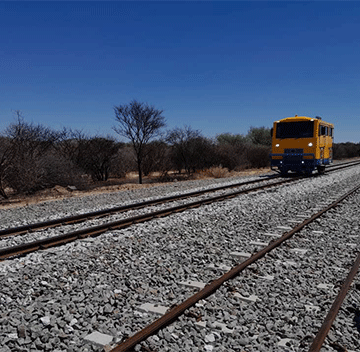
[110,182,360,352]
[2,159,359,239]
[1,160,360,260]
[0,174,282,238]
[1,159,360,352]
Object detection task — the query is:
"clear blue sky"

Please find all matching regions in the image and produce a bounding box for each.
[1,1,359,143]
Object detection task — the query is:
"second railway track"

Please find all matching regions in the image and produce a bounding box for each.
[1,160,360,260]
[2,159,359,239]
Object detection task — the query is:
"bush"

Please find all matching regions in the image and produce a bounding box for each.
[216,143,249,171]
[110,147,136,178]
[333,142,360,159]
[4,116,65,194]
[167,127,218,174]
[246,144,271,169]
[247,126,272,146]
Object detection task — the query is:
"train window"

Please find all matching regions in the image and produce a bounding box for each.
[276,121,314,139]
[330,128,333,137]
[319,125,327,136]
[325,126,328,136]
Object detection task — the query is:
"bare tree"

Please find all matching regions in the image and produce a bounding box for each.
[76,137,120,181]
[166,126,218,174]
[56,130,121,181]
[0,136,13,198]
[142,140,170,177]
[113,100,166,184]
[54,127,84,162]
[4,111,64,194]
[166,126,201,174]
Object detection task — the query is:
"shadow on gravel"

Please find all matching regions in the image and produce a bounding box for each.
[347,303,360,333]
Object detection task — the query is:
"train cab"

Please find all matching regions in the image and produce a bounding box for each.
[270,116,334,175]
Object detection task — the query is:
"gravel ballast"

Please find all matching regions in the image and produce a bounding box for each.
[0,165,360,352]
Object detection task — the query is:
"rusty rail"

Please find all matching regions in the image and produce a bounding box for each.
[0,177,301,260]
[110,183,360,352]
[0,175,280,239]
[308,251,360,352]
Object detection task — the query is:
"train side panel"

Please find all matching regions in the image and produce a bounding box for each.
[315,122,333,166]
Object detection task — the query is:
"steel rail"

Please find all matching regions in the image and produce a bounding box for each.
[110,183,360,352]
[0,177,301,260]
[331,159,360,167]
[326,160,360,172]
[308,251,360,352]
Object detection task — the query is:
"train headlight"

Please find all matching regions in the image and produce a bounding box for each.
[275,144,280,147]
[308,142,313,147]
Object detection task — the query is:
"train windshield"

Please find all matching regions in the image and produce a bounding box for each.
[276,121,314,139]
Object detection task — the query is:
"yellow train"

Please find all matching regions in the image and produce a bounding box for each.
[270,115,334,175]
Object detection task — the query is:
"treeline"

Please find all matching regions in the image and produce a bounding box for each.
[333,142,360,159]
[0,113,271,198]
[1,108,358,199]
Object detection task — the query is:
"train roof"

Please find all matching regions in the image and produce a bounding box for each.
[276,116,334,127]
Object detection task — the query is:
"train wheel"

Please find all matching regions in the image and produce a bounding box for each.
[317,165,325,175]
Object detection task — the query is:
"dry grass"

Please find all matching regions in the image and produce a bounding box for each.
[0,167,272,210]
[194,166,230,179]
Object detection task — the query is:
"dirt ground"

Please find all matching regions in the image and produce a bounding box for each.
[0,168,272,210]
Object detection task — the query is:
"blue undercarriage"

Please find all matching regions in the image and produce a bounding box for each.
[270,153,332,174]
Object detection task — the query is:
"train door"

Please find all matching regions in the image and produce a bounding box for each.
[319,125,327,163]
[328,127,334,162]
[318,125,327,174]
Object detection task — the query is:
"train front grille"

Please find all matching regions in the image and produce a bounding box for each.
[284,148,304,154]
